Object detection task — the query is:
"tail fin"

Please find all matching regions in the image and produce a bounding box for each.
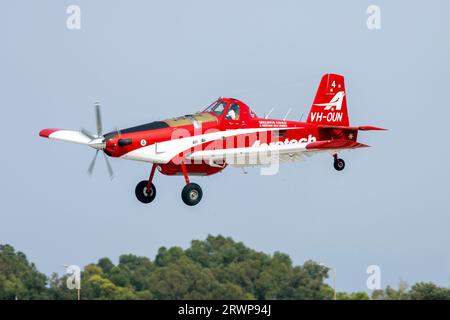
[307,74,349,126]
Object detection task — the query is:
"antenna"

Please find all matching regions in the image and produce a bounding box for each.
[283,108,292,121]
[264,108,274,119]
[299,112,304,121]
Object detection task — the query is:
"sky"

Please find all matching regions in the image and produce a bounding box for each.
[1,0,449,293]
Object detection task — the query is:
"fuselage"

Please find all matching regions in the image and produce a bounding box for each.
[101,97,354,176]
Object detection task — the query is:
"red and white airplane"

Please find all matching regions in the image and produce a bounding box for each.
[39,74,385,206]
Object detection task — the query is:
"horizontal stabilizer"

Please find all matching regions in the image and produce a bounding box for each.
[357,126,386,131]
[306,140,369,150]
[318,125,386,131]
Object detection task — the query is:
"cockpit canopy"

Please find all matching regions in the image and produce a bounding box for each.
[203,98,257,120]
[204,100,227,116]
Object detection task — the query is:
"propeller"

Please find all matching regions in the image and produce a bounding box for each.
[81,102,114,179]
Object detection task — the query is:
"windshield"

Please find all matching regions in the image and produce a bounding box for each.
[204,101,228,116]
[203,100,218,112]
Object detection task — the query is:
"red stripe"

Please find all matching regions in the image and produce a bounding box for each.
[39,128,60,138]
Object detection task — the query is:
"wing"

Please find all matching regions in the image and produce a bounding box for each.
[186,139,368,167]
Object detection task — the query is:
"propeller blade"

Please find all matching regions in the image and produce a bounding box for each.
[103,152,114,179]
[88,150,99,176]
[95,102,103,137]
[81,128,96,140]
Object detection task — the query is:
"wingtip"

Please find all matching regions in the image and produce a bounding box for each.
[39,128,60,138]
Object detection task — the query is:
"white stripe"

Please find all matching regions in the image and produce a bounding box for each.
[121,127,298,163]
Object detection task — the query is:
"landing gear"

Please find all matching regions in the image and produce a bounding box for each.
[135,180,156,203]
[135,164,157,204]
[180,160,203,206]
[333,154,345,171]
[134,162,204,206]
[181,183,203,206]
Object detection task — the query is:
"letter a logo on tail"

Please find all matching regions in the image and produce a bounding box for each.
[314,91,345,111]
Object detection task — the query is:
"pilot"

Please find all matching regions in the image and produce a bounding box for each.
[226,105,239,120]
[227,109,236,120]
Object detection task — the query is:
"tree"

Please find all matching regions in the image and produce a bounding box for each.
[0,244,47,300]
[87,274,135,299]
[2,238,450,300]
[337,292,370,300]
[97,258,114,275]
[409,282,450,300]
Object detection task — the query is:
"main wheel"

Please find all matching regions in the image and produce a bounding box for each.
[181,183,203,206]
[333,158,345,171]
[135,180,156,203]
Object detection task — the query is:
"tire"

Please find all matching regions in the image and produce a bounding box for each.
[135,180,156,203]
[333,158,345,171]
[181,183,203,206]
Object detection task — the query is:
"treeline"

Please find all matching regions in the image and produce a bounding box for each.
[1,235,449,300]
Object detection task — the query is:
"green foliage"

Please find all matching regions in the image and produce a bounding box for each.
[1,237,450,300]
[409,282,450,300]
[0,244,48,299]
[97,258,114,274]
[371,281,450,300]
[337,291,370,300]
[371,285,410,300]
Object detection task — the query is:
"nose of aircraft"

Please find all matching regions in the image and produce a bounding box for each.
[88,137,106,150]
[103,136,118,156]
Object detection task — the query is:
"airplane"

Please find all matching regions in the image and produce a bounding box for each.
[39,74,385,206]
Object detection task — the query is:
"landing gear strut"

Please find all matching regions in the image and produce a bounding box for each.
[180,161,203,206]
[135,164,157,203]
[333,154,345,171]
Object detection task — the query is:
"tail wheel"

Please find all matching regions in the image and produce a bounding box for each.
[135,180,156,203]
[333,158,345,171]
[181,183,203,206]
